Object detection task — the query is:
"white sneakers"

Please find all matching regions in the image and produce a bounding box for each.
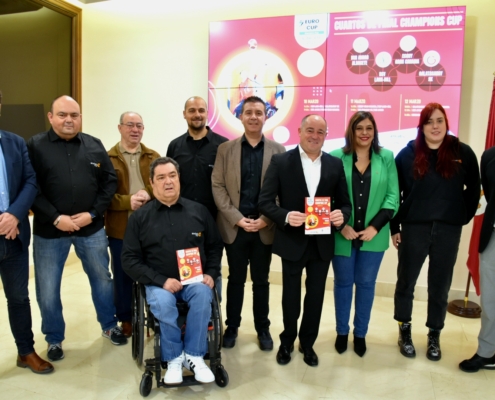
[164,352,214,385]
[183,353,215,383]
[164,353,184,385]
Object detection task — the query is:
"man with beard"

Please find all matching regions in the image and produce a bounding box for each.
[167,97,227,298]
[166,97,227,220]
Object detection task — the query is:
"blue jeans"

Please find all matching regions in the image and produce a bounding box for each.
[145,283,212,361]
[332,248,384,338]
[34,228,118,344]
[0,237,34,356]
[108,237,133,322]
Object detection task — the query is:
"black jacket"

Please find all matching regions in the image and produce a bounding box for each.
[258,147,351,262]
[391,139,480,234]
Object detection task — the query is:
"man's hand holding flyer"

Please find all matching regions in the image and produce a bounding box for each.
[176,247,203,285]
[305,197,331,235]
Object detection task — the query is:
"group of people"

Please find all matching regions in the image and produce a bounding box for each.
[1,92,494,386]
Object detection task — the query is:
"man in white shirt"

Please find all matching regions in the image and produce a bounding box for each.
[259,114,351,366]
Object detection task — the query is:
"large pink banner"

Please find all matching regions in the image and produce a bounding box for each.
[208,6,466,154]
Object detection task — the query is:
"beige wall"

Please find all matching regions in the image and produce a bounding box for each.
[64,0,495,298]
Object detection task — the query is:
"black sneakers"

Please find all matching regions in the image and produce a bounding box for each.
[47,343,64,361]
[102,326,128,345]
[222,326,238,348]
[257,331,273,351]
[398,322,416,358]
[426,330,441,361]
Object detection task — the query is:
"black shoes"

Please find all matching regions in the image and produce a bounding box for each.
[258,331,274,351]
[353,336,366,357]
[335,334,348,354]
[47,343,64,362]
[459,353,495,373]
[426,330,441,361]
[398,322,416,358]
[222,326,238,348]
[276,344,294,365]
[299,344,318,366]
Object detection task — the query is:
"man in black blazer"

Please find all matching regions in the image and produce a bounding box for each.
[0,91,53,374]
[259,114,351,366]
[460,145,495,372]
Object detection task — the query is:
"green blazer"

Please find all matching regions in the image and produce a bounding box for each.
[330,147,399,256]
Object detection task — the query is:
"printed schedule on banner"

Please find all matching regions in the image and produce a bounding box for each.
[208,6,465,155]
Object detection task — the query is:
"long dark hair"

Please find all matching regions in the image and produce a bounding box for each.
[413,102,459,179]
[343,111,381,155]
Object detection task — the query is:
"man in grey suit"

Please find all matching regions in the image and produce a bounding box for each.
[460,145,495,372]
[212,96,285,351]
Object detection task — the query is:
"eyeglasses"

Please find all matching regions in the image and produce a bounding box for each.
[122,122,144,129]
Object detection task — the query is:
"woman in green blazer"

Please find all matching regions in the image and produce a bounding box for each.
[330,111,399,356]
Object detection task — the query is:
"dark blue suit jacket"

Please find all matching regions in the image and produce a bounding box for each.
[0,130,38,251]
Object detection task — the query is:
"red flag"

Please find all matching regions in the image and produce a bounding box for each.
[466,75,495,295]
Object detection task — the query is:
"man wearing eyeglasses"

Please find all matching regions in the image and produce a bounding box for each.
[106,112,160,336]
[27,95,125,363]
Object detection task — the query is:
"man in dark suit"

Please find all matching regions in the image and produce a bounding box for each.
[259,114,351,366]
[0,90,53,374]
[212,96,285,350]
[460,145,495,372]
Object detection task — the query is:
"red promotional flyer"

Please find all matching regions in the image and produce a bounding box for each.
[176,248,203,285]
[305,197,331,235]
[208,6,465,155]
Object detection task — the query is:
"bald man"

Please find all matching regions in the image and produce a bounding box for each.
[259,114,351,366]
[166,97,227,220]
[27,95,125,363]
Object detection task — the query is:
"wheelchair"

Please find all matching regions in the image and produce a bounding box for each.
[131,282,229,397]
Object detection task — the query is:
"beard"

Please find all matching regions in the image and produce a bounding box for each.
[188,119,206,133]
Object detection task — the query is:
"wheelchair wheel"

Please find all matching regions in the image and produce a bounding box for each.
[132,284,145,367]
[214,365,229,387]
[139,371,153,397]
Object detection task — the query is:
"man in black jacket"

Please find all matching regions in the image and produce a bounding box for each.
[259,114,351,366]
[28,95,125,363]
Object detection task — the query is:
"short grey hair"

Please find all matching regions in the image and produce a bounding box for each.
[119,111,143,124]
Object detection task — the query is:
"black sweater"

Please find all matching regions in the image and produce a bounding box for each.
[390,139,480,235]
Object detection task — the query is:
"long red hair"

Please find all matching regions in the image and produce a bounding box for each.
[413,103,460,179]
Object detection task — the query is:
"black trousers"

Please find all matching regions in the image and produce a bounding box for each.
[108,237,133,322]
[224,229,272,332]
[394,221,462,330]
[280,237,330,348]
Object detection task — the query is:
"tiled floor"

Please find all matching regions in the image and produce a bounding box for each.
[1,260,492,399]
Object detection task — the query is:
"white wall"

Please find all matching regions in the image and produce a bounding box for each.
[64,0,495,297]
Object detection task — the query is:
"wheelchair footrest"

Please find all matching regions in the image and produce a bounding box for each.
[158,375,203,388]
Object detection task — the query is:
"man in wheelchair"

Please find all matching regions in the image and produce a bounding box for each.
[122,157,223,385]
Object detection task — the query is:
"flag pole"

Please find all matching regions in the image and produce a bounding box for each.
[447,274,481,318]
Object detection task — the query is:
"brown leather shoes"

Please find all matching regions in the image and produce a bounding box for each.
[121,321,132,337]
[17,351,54,374]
